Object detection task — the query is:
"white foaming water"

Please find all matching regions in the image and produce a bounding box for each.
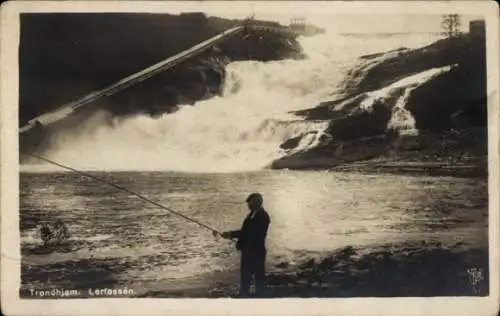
[27,32,443,172]
[356,65,454,134]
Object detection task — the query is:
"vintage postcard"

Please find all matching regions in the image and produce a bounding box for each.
[1,1,499,315]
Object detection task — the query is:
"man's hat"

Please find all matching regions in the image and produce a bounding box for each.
[246,192,263,205]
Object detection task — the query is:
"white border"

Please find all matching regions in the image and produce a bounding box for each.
[1,1,499,316]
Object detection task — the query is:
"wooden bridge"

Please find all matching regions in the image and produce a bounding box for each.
[19,22,302,134]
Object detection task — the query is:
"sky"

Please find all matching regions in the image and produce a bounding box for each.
[213,13,480,33]
[143,2,482,34]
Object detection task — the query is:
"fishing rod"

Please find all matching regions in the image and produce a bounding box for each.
[21,151,225,237]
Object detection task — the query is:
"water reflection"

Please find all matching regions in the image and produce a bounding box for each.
[20,170,488,286]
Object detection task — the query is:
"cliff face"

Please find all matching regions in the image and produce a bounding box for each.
[273,24,487,173]
[19,13,304,125]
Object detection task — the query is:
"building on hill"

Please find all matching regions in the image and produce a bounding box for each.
[469,20,485,38]
[289,16,326,36]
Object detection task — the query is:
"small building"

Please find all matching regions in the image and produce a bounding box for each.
[289,17,326,36]
[469,20,485,38]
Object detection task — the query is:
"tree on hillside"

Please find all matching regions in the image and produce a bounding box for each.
[441,14,462,70]
[441,14,462,39]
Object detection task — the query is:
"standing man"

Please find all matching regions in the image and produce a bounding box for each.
[219,193,271,298]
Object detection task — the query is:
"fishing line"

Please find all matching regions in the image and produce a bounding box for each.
[19,22,277,243]
[21,151,226,236]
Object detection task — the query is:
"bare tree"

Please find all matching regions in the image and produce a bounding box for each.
[441,14,462,39]
[441,14,463,70]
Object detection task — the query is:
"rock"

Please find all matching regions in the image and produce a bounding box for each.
[280,135,303,150]
[19,13,304,127]
[272,31,486,172]
[276,261,290,269]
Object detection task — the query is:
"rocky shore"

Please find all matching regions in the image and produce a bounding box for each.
[273,24,487,175]
[272,127,487,177]
[135,242,488,298]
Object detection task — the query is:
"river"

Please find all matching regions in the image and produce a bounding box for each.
[20,170,488,296]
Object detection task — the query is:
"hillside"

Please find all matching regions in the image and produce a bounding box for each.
[19,13,303,125]
[272,23,487,176]
[19,13,304,155]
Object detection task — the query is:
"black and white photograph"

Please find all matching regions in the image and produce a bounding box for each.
[1,1,499,315]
